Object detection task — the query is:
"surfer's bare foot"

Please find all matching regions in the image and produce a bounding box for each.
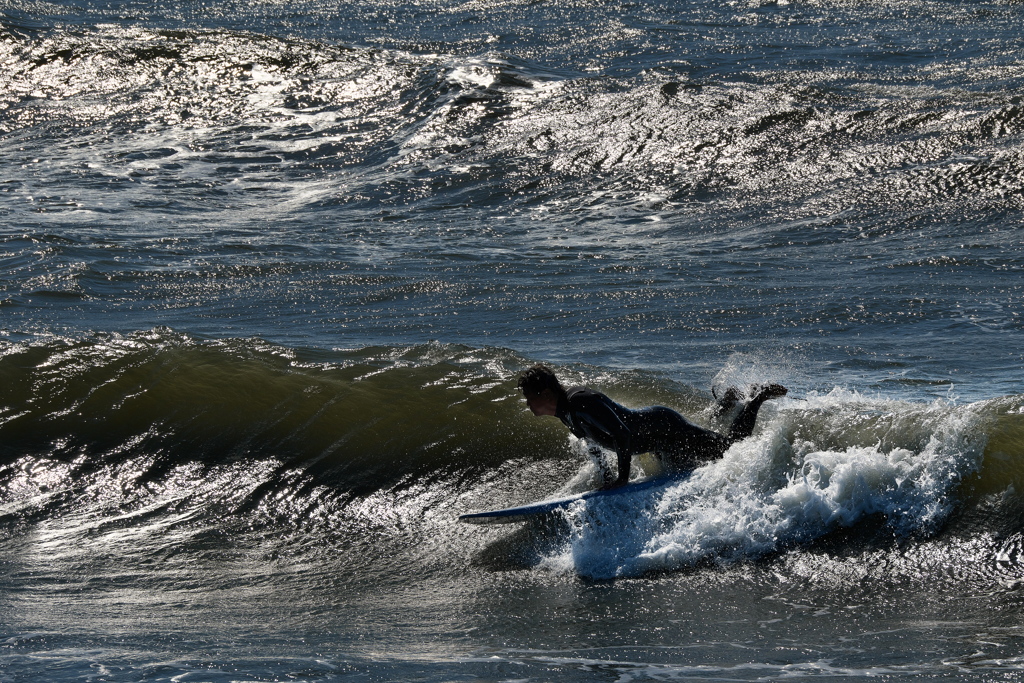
[751,383,787,402]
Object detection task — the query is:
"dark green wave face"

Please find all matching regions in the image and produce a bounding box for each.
[0,333,536,496]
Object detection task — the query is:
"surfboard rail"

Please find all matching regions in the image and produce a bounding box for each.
[458,475,682,525]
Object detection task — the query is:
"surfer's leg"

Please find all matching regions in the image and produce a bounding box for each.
[640,407,731,470]
[658,431,731,472]
[726,384,787,443]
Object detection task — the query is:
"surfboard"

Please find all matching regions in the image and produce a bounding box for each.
[458,475,682,525]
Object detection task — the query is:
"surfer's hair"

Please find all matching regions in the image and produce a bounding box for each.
[517,364,565,396]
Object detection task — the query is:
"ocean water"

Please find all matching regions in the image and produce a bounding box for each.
[2,0,1024,680]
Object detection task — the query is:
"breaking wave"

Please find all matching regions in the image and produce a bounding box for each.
[2,330,1022,583]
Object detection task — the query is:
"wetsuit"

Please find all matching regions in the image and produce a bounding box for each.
[556,387,730,486]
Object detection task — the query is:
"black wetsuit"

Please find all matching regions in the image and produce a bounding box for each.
[556,387,731,485]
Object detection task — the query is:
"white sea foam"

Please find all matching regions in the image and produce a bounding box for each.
[546,390,988,579]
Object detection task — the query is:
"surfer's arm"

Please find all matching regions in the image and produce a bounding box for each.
[584,444,628,489]
[597,407,633,486]
[609,450,630,488]
[573,397,633,487]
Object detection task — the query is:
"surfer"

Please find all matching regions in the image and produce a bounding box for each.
[517,365,786,488]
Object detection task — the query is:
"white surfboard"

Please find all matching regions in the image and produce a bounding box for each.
[458,475,684,525]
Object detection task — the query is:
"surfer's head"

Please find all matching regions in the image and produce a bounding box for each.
[517,364,565,417]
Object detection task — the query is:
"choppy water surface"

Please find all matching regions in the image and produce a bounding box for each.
[2,0,1024,680]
